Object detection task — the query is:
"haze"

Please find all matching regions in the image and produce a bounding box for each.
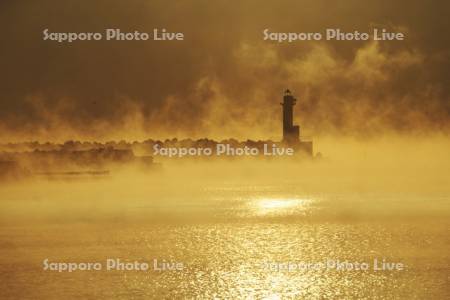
[0,0,449,141]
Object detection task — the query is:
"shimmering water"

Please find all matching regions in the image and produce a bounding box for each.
[0,162,449,299]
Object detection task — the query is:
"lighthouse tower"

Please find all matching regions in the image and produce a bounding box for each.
[281,89,300,144]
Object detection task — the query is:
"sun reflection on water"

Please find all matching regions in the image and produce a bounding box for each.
[263,294,281,300]
[254,197,313,216]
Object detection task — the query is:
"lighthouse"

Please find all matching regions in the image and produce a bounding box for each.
[281,89,300,144]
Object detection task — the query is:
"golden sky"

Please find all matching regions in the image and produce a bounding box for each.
[0,0,449,141]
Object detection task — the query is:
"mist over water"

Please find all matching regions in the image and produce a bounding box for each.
[0,135,449,298]
[1,1,449,141]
